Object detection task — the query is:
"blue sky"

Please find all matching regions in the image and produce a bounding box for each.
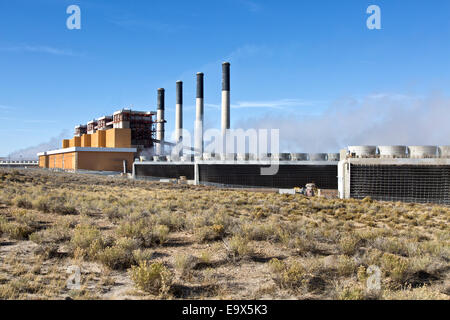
[1,0,450,156]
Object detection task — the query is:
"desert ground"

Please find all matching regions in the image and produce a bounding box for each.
[0,168,448,300]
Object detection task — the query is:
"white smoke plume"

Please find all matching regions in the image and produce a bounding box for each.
[7,130,70,160]
[236,92,450,153]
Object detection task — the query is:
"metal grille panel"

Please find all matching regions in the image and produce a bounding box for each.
[350,164,450,205]
[199,164,337,189]
[134,164,194,180]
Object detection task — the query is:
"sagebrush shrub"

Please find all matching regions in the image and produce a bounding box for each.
[129,261,173,295]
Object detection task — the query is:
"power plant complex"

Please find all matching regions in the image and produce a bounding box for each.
[37,63,450,205]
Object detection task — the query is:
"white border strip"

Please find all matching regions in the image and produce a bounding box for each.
[37,147,137,156]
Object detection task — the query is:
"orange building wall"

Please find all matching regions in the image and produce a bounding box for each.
[62,140,70,148]
[55,154,63,168]
[39,155,49,168]
[81,134,91,147]
[91,130,106,148]
[106,128,131,148]
[39,150,133,172]
[69,136,81,148]
[63,153,76,170]
[48,155,55,168]
[77,151,134,172]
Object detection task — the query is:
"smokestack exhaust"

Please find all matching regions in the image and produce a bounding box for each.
[195,72,204,157]
[175,81,183,157]
[156,88,165,155]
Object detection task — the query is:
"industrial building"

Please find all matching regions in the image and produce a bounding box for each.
[338,145,450,205]
[37,108,156,172]
[132,62,341,191]
[37,62,450,205]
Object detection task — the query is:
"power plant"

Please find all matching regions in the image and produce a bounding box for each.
[37,62,450,205]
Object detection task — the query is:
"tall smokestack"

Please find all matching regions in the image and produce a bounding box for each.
[175,81,183,156]
[195,72,204,157]
[156,88,165,155]
[221,62,230,138]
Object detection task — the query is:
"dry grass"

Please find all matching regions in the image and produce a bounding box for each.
[0,168,448,300]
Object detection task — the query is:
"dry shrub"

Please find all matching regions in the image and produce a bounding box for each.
[29,225,71,244]
[228,235,252,259]
[70,224,103,258]
[174,254,198,278]
[97,237,141,270]
[382,284,448,300]
[32,195,77,215]
[269,258,306,289]
[337,255,357,277]
[152,225,170,245]
[335,280,365,300]
[381,253,410,284]
[13,196,32,209]
[129,261,173,295]
[194,224,224,242]
[339,234,360,256]
[0,216,35,240]
[117,220,169,246]
[132,248,154,263]
[153,211,185,231]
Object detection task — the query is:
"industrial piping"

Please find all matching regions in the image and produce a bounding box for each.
[156,88,165,155]
[175,81,183,157]
[195,72,204,157]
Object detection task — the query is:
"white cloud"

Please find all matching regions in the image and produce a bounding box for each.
[232,99,325,109]
[237,0,262,13]
[204,99,323,110]
[0,45,82,57]
[109,17,188,33]
[236,92,450,153]
[0,105,12,109]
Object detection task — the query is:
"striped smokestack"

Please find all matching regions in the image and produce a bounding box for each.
[175,81,183,154]
[221,62,230,137]
[156,88,165,155]
[195,72,204,157]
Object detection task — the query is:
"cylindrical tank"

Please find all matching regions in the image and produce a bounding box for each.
[271,153,290,161]
[221,153,236,161]
[258,153,271,161]
[438,146,450,158]
[202,153,212,160]
[309,153,327,161]
[378,146,407,158]
[290,153,308,161]
[181,155,194,162]
[408,146,437,158]
[236,153,249,161]
[327,153,340,161]
[153,155,167,162]
[348,146,377,158]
